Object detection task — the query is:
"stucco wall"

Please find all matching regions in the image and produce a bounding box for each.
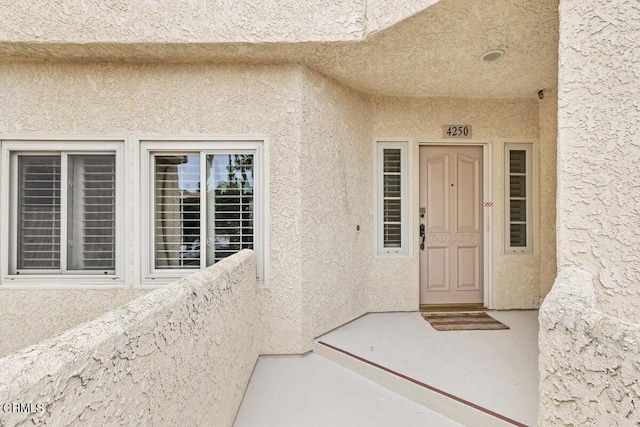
[539,267,640,426]
[0,58,555,358]
[0,0,457,47]
[0,0,364,44]
[0,60,306,353]
[364,0,439,35]
[370,96,548,310]
[299,68,371,345]
[0,250,258,427]
[0,290,146,358]
[556,0,640,322]
[538,93,558,299]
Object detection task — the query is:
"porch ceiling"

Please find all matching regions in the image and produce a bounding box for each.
[310,0,559,98]
[0,0,558,99]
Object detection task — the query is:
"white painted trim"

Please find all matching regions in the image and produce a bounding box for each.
[259,137,271,288]
[60,154,69,272]
[373,138,413,257]
[1,144,12,283]
[418,141,494,309]
[503,140,537,256]
[138,137,269,287]
[125,136,139,289]
[0,137,126,288]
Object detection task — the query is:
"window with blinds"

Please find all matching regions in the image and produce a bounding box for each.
[206,154,254,265]
[505,144,533,253]
[18,156,61,270]
[154,155,201,269]
[67,155,116,271]
[153,152,254,271]
[16,153,116,273]
[383,149,402,248]
[376,141,409,255]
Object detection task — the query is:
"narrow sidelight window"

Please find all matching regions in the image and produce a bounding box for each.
[376,140,409,255]
[505,143,533,253]
[383,149,402,248]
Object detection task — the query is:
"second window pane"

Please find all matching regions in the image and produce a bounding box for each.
[206,154,254,266]
[67,155,116,271]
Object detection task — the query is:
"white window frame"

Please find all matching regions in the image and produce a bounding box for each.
[0,137,126,288]
[139,137,269,287]
[374,139,411,256]
[504,142,535,254]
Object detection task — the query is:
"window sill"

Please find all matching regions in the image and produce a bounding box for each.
[375,251,411,258]
[0,276,126,290]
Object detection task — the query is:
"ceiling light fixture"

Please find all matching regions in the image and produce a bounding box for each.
[480,49,505,62]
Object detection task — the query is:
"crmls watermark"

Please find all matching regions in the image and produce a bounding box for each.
[1,403,45,413]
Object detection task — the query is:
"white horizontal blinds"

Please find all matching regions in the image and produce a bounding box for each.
[206,154,254,266]
[17,156,61,270]
[382,149,402,248]
[154,155,201,269]
[67,155,116,271]
[509,150,527,247]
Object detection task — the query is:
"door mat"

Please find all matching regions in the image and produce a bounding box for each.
[422,312,509,331]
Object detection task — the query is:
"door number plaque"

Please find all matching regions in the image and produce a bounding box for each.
[442,125,472,139]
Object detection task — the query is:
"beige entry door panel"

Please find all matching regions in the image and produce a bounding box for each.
[419,145,483,304]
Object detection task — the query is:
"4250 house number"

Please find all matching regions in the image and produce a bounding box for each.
[442,125,472,139]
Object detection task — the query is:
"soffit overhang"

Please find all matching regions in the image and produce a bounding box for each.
[0,0,558,99]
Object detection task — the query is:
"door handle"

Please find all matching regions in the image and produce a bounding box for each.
[419,224,426,251]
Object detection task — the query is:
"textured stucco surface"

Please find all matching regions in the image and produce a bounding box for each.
[539,268,640,426]
[0,1,557,100]
[0,250,258,427]
[307,0,558,99]
[538,93,558,300]
[0,0,365,43]
[370,96,552,310]
[556,0,640,323]
[0,290,146,358]
[364,0,439,35]
[299,68,371,344]
[0,60,306,353]
[0,58,557,356]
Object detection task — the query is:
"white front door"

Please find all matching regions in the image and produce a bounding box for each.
[419,145,483,305]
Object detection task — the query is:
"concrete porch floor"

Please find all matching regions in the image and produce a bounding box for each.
[234,310,538,427]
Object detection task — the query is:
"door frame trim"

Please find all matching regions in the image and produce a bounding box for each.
[418,141,494,309]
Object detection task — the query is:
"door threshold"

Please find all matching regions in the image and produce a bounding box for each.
[419,303,486,313]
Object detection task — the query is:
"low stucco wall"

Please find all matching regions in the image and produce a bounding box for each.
[539,268,640,426]
[0,289,146,358]
[0,250,258,427]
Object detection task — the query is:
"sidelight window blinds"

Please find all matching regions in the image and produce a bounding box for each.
[382,149,402,248]
[505,143,533,253]
[16,153,116,273]
[509,150,527,247]
[153,152,254,270]
[376,140,409,255]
